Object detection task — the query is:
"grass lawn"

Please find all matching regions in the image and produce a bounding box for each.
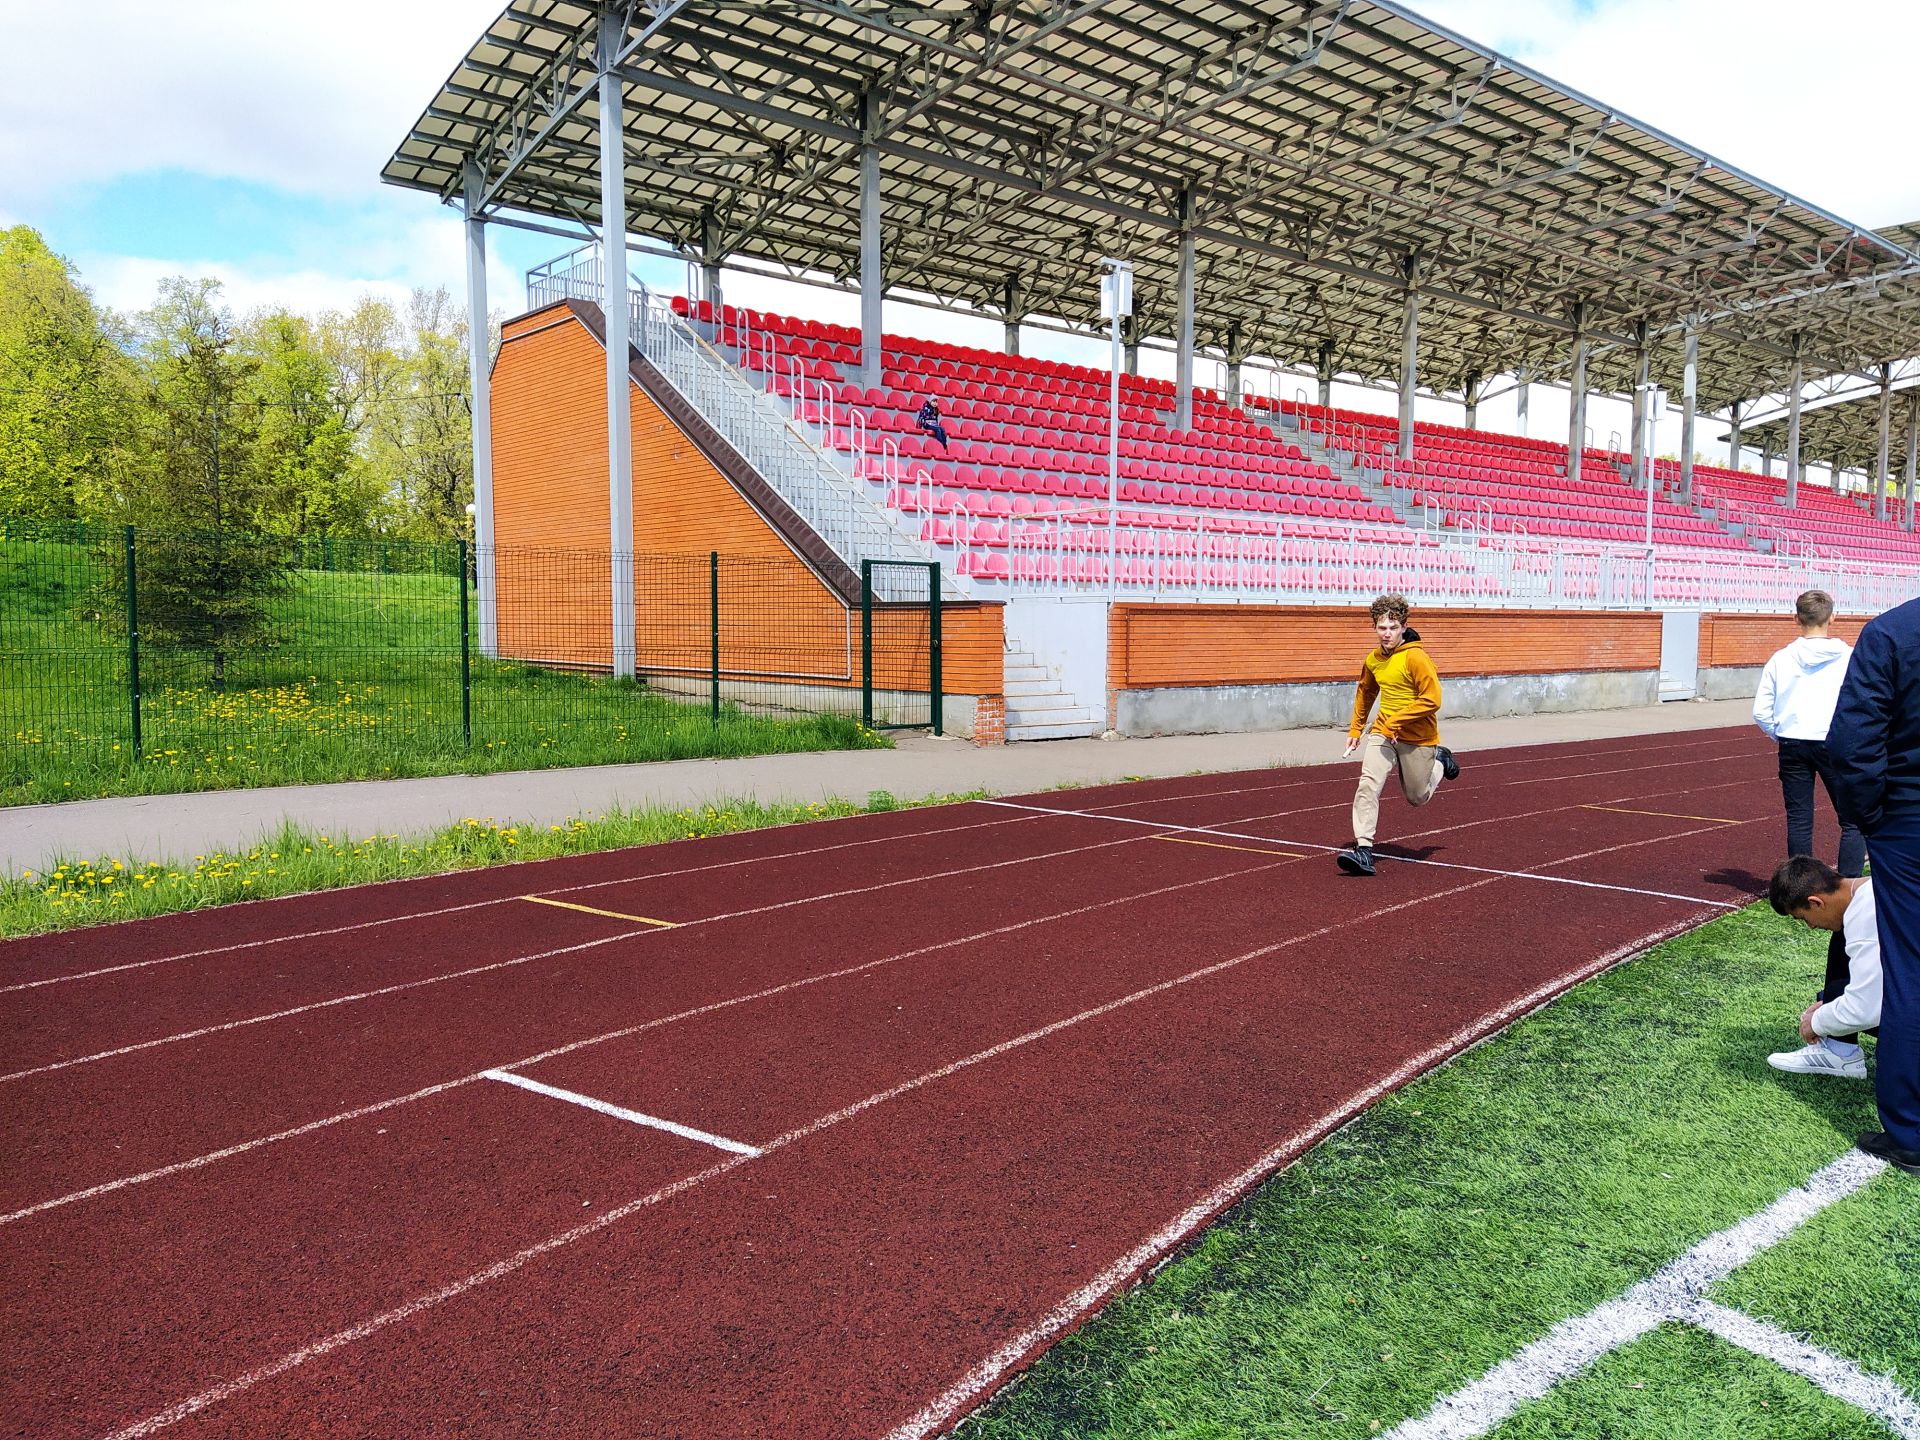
[2,540,891,804]
[964,902,1915,1440]
[0,787,973,936]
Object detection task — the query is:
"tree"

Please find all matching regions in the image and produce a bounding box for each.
[0,226,135,519]
[372,286,475,541]
[239,307,382,535]
[112,277,291,688]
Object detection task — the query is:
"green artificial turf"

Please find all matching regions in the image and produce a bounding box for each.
[964,903,1911,1440]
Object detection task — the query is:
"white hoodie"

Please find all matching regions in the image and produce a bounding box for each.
[1752,636,1853,742]
[1813,879,1881,1038]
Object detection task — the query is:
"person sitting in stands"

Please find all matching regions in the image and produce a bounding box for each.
[916,398,951,452]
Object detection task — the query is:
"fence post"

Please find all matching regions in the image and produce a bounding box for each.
[123,525,142,758]
[457,538,473,748]
[926,561,943,737]
[709,550,721,723]
[861,560,874,730]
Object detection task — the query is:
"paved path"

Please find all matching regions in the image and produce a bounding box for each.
[0,699,1755,873]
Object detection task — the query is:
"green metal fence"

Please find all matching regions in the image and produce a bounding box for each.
[1,518,933,803]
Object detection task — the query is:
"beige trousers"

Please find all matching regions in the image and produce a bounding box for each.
[1351,732,1441,847]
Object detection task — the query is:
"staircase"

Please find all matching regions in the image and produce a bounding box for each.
[1276,411,1420,525]
[527,250,948,599]
[1003,644,1104,741]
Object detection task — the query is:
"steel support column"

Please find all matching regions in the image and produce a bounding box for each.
[462,161,498,659]
[1678,328,1698,504]
[858,93,883,388]
[700,208,724,312]
[1397,259,1418,461]
[1729,400,1744,472]
[1785,347,1803,507]
[1905,393,1919,531]
[1463,371,1480,430]
[598,10,635,679]
[1874,362,1893,523]
[1317,341,1334,410]
[1515,366,1530,436]
[1225,322,1243,408]
[1123,315,1138,377]
[1629,331,1650,490]
[1567,302,1590,486]
[1174,197,1196,431]
[1003,277,1021,356]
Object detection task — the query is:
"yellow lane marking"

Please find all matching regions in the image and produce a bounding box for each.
[1152,834,1308,859]
[1580,804,1743,826]
[519,895,679,927]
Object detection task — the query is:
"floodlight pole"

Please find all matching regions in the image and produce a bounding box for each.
[1102,258,1132,601]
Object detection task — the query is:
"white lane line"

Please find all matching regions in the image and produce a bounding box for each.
[977,801,1741,908]
[5,845,1296,1225]
[1071,740,1763,816]
[94,874,1507,1440]
[482,1070,760,1156]
[1684,1301,1920,1439]
[1379,1152,1889,1440]
[0,808,1047,995]
[1,827,1148,1085]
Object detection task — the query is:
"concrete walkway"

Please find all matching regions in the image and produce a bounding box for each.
[0,700,1754,874]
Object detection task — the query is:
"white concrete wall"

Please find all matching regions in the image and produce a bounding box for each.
[1004,598,1110,712]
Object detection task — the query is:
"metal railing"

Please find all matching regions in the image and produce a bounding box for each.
[953,503,1920,613]
[528,247,943,601]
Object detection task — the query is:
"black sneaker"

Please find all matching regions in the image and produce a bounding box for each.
[1336,844,1375,876]
[1857,1130,1920,1175]
[1436,745,1460,782]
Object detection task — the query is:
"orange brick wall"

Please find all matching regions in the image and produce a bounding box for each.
[1699,612,1868,669]
[489,304,1001,698]
[1109,605,1661,691]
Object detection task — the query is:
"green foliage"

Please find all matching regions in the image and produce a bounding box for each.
[0,227,479,539]
[0,226,135,519]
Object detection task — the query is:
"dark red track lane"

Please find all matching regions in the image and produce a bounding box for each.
[2,728,1791,1440]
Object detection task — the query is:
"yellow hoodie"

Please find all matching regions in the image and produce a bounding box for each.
[1349,637,1442,746]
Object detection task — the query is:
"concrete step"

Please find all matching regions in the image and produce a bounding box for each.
[1004,665,1050,684]
[1007,719,1104,741]
[1007,703,1106,725]
[1006,677,1075,698]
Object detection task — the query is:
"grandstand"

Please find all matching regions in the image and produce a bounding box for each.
[386,1,1920,741]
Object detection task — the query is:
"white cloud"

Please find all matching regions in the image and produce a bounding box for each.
[1,0,502,205]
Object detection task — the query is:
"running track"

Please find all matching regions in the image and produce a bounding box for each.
[2,728,1817,1439]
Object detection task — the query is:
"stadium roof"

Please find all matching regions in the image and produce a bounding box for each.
[1734,357,1920,471]
[385,0,1920,412]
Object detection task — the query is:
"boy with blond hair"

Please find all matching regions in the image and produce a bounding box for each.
[1337,594,1459,876]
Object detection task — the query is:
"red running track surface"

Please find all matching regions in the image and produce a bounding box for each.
[1,728,1814,1439]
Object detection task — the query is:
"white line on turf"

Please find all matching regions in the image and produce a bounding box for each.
[2,827,1151,1085]
[1684,1301,1920,1439]
[875,914,1713,1440]
[4,843,1297,1225]
[93,875,1507,1440]
[1379,1151,1890,1440]
[0,809,1050,994]
[977,800,1740,907]
[482,1070,760,1156]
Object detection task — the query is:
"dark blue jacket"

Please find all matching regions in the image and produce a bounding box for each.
[1828,595,1920,835]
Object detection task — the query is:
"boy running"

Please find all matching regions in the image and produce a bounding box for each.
[1337,594,1459,877]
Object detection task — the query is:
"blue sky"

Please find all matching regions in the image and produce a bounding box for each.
[2,0,1914,453]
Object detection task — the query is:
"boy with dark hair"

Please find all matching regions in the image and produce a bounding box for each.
[915,397,951,452]
[1336,594,1460,877]
[1753,589,1862,876]
[1765,855,1879,1081]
